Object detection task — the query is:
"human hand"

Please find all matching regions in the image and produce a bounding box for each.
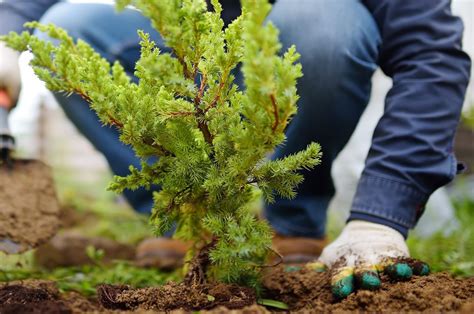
[0,90,15,167]
[306,220,430,299]
[0,42,21,109]
[0,90,13,109]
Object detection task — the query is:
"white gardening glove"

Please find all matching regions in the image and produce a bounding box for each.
[0,42,21,109]
[306,220,430,299]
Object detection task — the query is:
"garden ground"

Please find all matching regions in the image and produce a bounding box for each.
[2,82,474,312]
[1,157,473,312]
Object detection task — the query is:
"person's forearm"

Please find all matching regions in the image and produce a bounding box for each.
[353,0,472,236]
[0,0,59,35]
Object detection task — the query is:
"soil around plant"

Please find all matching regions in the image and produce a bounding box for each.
[0,159,60,254]
[262,265,474,312]
[1,269,473,313]
[97,281,257,311]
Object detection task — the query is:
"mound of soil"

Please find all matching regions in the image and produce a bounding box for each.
[97,282,256,311]
[0,280,96,314]
[0,286,70,314]
[0,160,60,254]
[262,266,474,312]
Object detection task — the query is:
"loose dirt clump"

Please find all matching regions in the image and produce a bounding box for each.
[263,265,474,312]
[97,282,256,311]
[0,281,70,314]
[0,160,60,254]
[95,238,256,312]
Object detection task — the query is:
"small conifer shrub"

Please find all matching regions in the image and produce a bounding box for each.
[1,0,321,288]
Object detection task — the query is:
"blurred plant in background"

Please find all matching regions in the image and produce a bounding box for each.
[408,194,474,277]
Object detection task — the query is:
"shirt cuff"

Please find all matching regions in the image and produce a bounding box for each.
[349,174,429,238]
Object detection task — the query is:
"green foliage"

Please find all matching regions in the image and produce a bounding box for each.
[258,298,289,310]
[0,261,179,296]
[85,246,105,266]
[408,193,474,277]
[0,0,321,286]
[462,104,474,130]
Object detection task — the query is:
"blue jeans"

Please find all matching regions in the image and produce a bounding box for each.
[38,0,381,238]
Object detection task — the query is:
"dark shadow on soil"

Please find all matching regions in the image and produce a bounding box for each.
[0,280,96,314]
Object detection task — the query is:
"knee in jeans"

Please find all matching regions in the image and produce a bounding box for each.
[37,3,95,40]
[35,3,136,67]
[269,0,380,77]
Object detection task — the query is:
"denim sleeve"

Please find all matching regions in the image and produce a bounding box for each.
[352,0,472,237]
[0,0,59,35]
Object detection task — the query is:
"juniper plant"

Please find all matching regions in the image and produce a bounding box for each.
[1,0,321,288]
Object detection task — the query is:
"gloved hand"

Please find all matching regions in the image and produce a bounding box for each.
[0,42,21,109]
[306,220,430,299]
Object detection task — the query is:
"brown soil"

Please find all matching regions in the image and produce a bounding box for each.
[77,267,474,312]
[34,231,135,269]
[1,269,473,313]
[97,282,256,311]
[0,280,97,314]
[262,266,474,312]
[0,159,60,254]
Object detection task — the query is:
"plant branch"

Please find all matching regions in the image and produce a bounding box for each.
[270,93,279,132]
[252,246,283,268]
[69,86,124,129]
[142,137,174,157]
[193,75,214,145]
[204,80,226,113]
[166,185,192,212]
[194,75,207,106]
[73,80,173,157]
[173,49,193,79]
[166,111,195,118]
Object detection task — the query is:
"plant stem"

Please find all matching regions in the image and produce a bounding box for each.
[184,238,217,286]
